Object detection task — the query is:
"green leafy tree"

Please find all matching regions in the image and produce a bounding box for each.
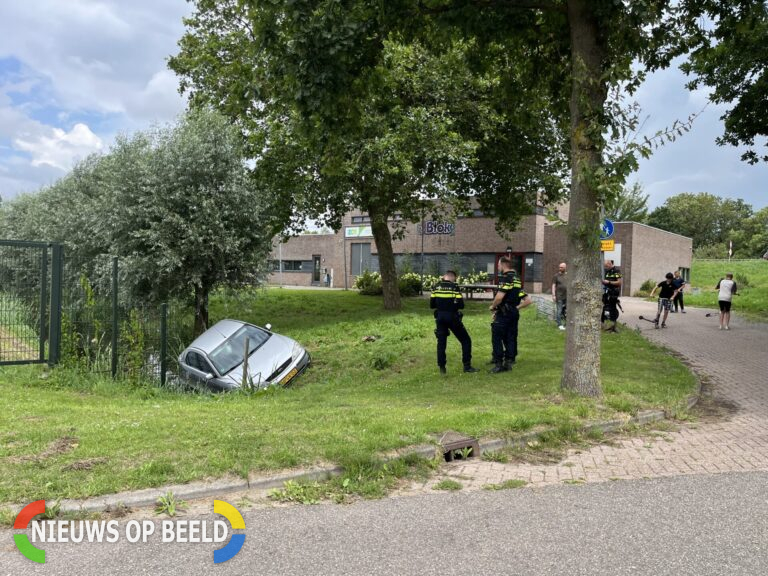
[2,110,272,335]
[647,192,753,250]
[605,182,649,222]
[171,11,566,311]
[681,0,768,164]
[726,207,768,258]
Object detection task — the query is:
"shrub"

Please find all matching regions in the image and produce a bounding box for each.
[353,270,383,295]
[633,278,656,297]
[421,274,441,292]
[734,273,750,288]
[398,273,423,296]
[354,271,423,296]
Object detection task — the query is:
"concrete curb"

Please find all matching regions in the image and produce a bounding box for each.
[55,401,696,514]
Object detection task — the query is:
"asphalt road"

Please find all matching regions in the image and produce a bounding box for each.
[3,471,767,576]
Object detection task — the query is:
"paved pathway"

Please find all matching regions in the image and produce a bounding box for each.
[398,298,768,493]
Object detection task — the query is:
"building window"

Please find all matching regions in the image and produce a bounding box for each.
[271,260,304,271]
[350,243,372,275]
[351,216,371,224]
[458,209,486,218]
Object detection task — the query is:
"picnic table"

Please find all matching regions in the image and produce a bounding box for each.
[458,284,499,299]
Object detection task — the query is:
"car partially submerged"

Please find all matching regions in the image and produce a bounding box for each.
[178,319,310,391]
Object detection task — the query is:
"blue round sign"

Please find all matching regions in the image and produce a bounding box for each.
[600,218,614,240]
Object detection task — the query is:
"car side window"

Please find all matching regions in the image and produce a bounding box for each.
[186,351,214,375]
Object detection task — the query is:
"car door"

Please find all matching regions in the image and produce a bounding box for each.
[182,350,220,389]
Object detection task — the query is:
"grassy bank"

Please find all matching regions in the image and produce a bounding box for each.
[685,259,768,319]
[0,289,697,504]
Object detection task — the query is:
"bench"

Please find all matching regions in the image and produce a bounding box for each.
[457,284,499,300]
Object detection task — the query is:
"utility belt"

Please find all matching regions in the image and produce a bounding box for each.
[495,302,518,318]
[435,309,463,320]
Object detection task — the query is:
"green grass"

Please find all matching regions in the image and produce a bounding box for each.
[433,479,463,491]
[0,288,697,504]
[684,259,768,319]
[483,479,527,490]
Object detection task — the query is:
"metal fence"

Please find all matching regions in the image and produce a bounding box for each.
[0,240,61,365]
[1,240,192,384]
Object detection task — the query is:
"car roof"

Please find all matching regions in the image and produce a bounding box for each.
[187,319,251,354]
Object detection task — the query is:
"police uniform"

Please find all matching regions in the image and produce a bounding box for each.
[601,265,622,325]
[491,271,527,370]
[430,279,474,372]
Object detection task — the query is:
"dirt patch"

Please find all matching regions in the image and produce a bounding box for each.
[689,377,740,424]
[63,457,108,471]
[691,394,740,424]
[7,436,79,464]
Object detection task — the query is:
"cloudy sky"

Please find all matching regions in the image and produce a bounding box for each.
[0,1,766,211]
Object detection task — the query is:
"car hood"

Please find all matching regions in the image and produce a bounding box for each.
[222,333,297,387]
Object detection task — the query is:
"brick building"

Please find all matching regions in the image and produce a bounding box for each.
[268,205,692,296]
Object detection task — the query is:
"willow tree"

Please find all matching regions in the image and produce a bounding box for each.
[2,110,272,335]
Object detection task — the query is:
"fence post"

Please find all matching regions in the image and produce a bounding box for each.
[48,243,63,366]
[160,303,168,386]
[111,256,119,379]
[39,244,48,362]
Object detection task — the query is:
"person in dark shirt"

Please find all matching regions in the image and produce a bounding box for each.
[430,270,478,375]
[649,272,681,328]
[671,270,686,313]
[488,256,532,373]
[601,260,622,333]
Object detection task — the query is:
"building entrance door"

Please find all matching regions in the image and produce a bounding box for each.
[312,255,321,283]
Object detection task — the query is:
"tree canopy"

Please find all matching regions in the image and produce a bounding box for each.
[647,192,766,258]
[681,0,768,164]
[605,182,649,223]
[170,3,569,310]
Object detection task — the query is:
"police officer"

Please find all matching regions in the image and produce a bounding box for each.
[430,270,478,375]
[489,256,532,373]
[601,259,622,332]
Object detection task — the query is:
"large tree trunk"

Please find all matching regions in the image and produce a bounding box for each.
[561,0,607,397]
[368,205,401,311]
[193,283,210,337]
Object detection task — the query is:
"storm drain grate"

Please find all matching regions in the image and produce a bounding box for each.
[436,430,480,462]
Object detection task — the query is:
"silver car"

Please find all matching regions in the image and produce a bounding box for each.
[178,319,311,391]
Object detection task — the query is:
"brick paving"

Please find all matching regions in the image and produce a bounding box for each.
[397,297,768,494]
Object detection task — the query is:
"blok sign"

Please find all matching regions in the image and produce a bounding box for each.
[418,221,455,235]
[12,499,246,564]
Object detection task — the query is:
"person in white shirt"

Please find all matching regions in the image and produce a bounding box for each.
[715,273,737,330]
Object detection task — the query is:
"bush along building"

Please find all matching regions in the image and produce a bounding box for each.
[268,202,692,296]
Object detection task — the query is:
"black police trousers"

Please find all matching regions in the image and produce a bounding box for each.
[601,293,620,322]
[491,309,519,363]
[435,312,472,368]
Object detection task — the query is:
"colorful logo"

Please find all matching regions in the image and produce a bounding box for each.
[14,499,46,564]
[12,499,244,565]
[213,500,246,564]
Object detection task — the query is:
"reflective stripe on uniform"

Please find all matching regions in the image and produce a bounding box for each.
[431,291,462,298]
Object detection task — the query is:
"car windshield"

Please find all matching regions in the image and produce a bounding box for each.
[208,325,271,375]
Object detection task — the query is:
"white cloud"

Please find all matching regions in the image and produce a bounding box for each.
[14,123,103,170]
[0,0,191,197]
